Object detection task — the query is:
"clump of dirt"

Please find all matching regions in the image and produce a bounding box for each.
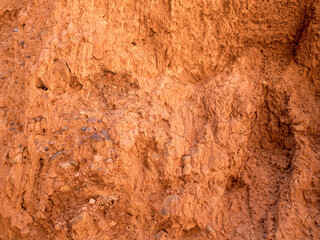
[0,1,319,239]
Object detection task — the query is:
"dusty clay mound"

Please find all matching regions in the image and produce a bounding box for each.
[0,1,319,239]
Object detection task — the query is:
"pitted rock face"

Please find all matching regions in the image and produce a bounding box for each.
[0,0,319,239]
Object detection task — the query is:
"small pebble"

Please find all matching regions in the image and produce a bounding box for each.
[21,226,30,235]
[102,195,119,204]
[0,76,4,79]
[182,163,192,175]
[21,62,25,66]
[13,28,18,32]
[90,133,103,142]
[81,126,87,131]
[44,147,49,151]
[109,221,117,227]
[81,207,88,212]
[10,153,22,163]
[26,55,31,58]
[101,129,109,139]
[61,126,68,131]
[89,198,96,205]
[93,155,103,162]
[21,41,24,45]
[60,162,72,169]
[54,223,61,231]
[207,225,215,234]
[85,127,94,133]
[182,155,191,165]
[87,117,97,123]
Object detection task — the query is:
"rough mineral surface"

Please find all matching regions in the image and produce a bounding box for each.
[0,1,319,239]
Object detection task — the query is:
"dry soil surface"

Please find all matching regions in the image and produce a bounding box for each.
[0,0,319,239]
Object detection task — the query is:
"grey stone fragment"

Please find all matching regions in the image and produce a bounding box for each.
[50,151,63,161]
[90,133,103,142]
[61,126,68,131]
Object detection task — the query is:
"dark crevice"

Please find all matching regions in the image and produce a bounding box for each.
[62,60,71,73]
[292,3,315,57]
[69,76,83,91]
[36,78,48,91]
[21,193,27,210]
[225,175,246,192]
[102,68,116,75]
[38,157,44,175]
